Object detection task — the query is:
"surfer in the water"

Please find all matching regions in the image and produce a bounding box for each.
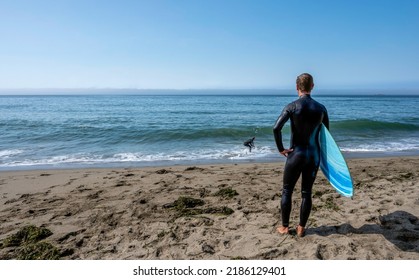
[273,73,329,237]
[244,137,255,152]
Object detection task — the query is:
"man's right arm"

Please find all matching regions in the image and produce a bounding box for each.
[273,105,291,153]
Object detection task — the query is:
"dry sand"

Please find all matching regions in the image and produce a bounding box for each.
[0,156,418,260]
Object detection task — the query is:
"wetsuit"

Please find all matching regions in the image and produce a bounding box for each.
[244,137,255,152]
[273,94,329,228]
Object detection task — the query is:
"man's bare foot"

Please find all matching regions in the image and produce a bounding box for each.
[296,225,305,237]
[277,226,289,235]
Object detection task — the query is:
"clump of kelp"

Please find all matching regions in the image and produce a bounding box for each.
[0,225,69,260]
[164,196,234,217]
[214,187,239,198]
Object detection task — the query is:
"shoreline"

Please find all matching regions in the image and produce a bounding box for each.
[1,156,418,259]
[2,152,419,172]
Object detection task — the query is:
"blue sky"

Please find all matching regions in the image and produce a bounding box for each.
[1,0,418,90]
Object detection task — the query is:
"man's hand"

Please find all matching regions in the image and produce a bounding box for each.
[280,149,293,157]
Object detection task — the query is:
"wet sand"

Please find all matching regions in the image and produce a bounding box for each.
[0,156,418,259]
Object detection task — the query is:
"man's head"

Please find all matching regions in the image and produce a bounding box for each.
[296,73,314,94]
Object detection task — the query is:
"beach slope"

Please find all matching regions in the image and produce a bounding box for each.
[1,157,418,259]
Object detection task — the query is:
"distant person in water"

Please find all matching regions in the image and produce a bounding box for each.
[273,73,329,237]
[244,137,255,152]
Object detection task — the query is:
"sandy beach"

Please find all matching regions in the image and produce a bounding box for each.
[0,156,418,260]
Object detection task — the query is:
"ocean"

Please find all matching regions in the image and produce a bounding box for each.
[1,91,418,170]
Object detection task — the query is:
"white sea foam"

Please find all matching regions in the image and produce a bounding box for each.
[0,149,24,158]
[1,140,418,169]
[341,140,419,152]
[0,146,277,168]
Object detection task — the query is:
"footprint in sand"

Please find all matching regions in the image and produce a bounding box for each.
[379,199,392,205]
[393,199,404,206]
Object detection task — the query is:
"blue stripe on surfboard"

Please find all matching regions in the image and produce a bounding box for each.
[319,124,354,197]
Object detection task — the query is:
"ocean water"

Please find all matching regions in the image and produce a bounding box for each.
[1,91,418,170]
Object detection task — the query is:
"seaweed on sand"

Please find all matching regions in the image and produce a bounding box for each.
[163,196,234,217]
[214,187,239,198]
[1,225,64,260]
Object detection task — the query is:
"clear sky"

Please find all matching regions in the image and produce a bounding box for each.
[1,0,419,90]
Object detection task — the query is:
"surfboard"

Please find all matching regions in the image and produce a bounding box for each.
[319,124,354,197]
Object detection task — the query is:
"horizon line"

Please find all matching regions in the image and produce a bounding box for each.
[1,87,419,92]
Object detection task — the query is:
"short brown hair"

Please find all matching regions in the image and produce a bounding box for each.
[296,73,314,92]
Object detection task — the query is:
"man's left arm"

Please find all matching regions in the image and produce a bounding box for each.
[323,108,329,130]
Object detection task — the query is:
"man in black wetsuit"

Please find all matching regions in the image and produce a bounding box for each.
[273,73,329,237]
[244,137,255,152]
